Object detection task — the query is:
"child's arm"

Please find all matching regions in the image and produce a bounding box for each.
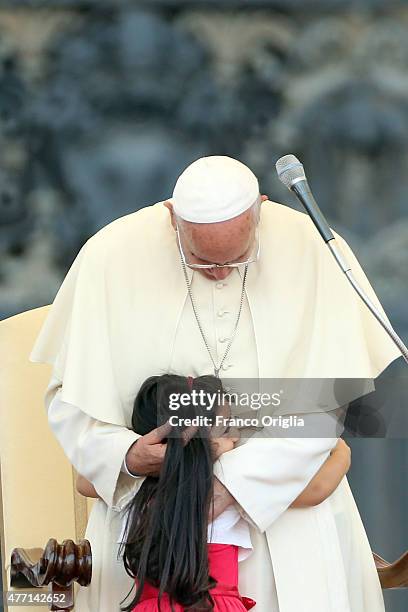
[76,474,100,498]
[290,439,351,508]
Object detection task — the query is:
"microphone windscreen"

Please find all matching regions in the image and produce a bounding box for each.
[275,154,306,189]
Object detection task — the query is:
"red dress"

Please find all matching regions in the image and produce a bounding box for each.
[132,543,256,610]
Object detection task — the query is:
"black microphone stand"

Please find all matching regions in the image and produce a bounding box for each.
[283,163,408,365]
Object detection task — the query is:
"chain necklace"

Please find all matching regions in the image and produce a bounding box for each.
[180,256,248,377]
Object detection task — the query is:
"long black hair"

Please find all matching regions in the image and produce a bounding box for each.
[119,374,224,611]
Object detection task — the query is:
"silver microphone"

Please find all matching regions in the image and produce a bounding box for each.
[276,154,334,243]
[275,153,408,365]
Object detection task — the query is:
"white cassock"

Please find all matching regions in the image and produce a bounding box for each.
[30,201,400,612]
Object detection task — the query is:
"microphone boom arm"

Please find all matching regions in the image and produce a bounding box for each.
[276,153,408,366]
[328,240,408,365]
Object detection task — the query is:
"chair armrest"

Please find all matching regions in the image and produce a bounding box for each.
[10,539,92,611]
[373,550,408,589]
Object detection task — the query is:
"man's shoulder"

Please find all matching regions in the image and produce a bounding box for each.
[84,201,170,255]
[263,199,346,240]
[261,200,314,235]
[93,201,167,240]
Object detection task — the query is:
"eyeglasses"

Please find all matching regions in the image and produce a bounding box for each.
[175,224,261,270]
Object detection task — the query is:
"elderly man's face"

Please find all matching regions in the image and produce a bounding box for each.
[165,202,261,280]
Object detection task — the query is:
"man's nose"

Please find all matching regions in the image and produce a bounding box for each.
[211,267,232,280]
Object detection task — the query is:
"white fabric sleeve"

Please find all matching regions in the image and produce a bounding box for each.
[213,435,339,534]
[45,376,146,509]
[121,453,143,478]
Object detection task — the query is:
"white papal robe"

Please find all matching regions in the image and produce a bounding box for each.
[31,200,400,611]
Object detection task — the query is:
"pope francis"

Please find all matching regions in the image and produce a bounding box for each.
[30,155,400,611]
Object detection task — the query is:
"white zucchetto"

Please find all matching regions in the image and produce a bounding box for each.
[171,155,260,223]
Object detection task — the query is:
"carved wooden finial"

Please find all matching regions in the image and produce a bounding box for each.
[10,539,92,611]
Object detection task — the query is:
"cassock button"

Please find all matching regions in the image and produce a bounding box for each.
[216,282,225,289]
[217,310,229,318]
[219,337,230,343]
[222,364,232,371]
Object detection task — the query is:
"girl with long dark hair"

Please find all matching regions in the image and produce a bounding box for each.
[77,373,351,611]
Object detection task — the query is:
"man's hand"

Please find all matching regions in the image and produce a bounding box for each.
[210,477,235,521]
[125,422,171,477]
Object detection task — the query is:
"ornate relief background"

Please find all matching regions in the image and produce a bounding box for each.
[0,3,406,611]
[1,4,408,335]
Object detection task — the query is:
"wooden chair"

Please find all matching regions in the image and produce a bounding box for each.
[0,306,407,612]
[0,306,94,611]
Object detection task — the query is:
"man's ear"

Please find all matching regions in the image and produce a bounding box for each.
[163,200,177,230]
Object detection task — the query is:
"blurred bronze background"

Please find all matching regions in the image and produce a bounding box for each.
[0,2,407,611]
